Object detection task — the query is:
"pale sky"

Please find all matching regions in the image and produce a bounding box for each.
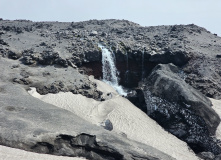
[0,0,220,35]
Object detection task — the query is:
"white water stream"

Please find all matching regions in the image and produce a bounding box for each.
[98,44,127,96]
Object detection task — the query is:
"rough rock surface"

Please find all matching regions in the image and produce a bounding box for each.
[142,63,221,154]
[0,19,221,98]
[0,83,173,160]
[1,19,221,159]
[0,57,102,100]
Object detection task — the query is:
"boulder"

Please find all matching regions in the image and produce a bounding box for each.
[100,119,113,131]
[145,63,220,135]
[143,63,221,154]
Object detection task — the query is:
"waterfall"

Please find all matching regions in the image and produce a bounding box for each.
[98,44,127,96]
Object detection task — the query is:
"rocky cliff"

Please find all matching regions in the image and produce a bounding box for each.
[1,19,221,159]
[1,19,221,98]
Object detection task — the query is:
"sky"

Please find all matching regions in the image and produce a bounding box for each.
[0,0,220,36]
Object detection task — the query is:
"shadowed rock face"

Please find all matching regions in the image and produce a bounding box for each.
[141,64,221,154]
[31,134,124,160]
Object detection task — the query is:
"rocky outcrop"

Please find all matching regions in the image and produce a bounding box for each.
[0,57,102,100]
[1,19,221,158]
[1,20,221,98]
[0,83,174,160]
[142,63,221,154]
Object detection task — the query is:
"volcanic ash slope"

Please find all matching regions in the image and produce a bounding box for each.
[29,77,199,160]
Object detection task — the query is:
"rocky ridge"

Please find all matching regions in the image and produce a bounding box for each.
[0,19,221,98]
[1,19,221,159]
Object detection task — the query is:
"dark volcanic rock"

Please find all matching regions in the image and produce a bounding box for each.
[215,154,221,160]
[1,19,221,158]
[1,20,221,98]
[149,50,189,66]
[126,89,147,113]
[142,63,221,154]
[145,63,219,134]
[0,57,102,100]
[84,49,102,62]
[0,39,8,45]
[8,50,22,59]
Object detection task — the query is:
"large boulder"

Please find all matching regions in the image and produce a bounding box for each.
[143,63,221,154]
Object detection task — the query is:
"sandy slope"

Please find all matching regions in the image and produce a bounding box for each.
[210,98,221,140]
[28,78,199,160]
[0,145,86,160]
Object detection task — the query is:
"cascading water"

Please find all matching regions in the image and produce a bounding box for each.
[98,44,127,96]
